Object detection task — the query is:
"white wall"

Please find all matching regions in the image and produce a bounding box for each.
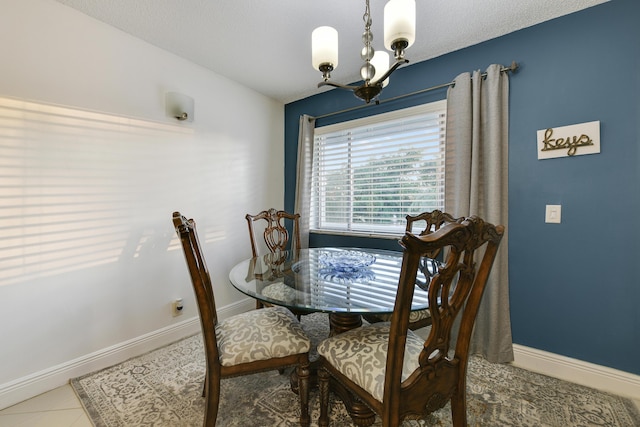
[0,0,283,408]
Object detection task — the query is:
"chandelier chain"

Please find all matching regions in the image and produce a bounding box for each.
[361,0,374,82]
[363,0,372,29]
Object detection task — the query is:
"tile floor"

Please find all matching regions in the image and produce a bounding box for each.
[1,382,639,427]
[0,385,91,427]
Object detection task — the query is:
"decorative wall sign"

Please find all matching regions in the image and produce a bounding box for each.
[537,121,600,160]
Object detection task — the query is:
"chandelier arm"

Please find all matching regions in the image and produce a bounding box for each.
[370,58,409,86]
[318,81,360,90]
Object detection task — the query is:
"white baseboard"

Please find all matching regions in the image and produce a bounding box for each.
[513,344,640,401]
[0,298,255,411]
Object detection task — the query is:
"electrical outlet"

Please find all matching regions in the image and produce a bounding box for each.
[172,298,184,317]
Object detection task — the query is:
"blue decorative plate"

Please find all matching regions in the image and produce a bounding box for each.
[318,250,376,272]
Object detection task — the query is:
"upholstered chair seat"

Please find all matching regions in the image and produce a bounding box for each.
[317,323,424,402]
[260,282,299,304]
[217,306,310,366]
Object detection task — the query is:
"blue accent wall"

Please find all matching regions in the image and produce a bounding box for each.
[285,0,639,375]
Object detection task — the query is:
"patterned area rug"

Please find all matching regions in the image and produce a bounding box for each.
[71,313,639,426]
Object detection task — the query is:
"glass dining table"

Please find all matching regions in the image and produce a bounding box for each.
[228,246,432,335]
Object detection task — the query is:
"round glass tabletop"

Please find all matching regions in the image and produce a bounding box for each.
[229,247,431,315]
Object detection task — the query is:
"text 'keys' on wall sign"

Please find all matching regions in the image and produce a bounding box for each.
[537,121,600,160]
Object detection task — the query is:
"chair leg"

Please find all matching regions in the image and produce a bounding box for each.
[297,357,311,427]
[450,383,468,427]
[202,378,206,397]
[318,367,330,427]
[203,372,220,427]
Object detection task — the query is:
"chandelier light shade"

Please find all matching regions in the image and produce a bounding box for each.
[312,0,416,104]
[312,26,339,76]
[371,51,390,87]
[384,0,416,57]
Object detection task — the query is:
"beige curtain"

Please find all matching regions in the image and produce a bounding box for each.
[445,64,514,363]
[294,115,316,249]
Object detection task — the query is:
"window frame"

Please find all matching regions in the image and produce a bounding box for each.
[310,100,447,239]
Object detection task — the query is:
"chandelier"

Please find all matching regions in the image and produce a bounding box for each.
[312,0,416,104]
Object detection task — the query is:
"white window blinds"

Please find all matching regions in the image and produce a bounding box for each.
[310,100,446,237]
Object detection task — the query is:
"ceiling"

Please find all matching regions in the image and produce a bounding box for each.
[53,0,608,104]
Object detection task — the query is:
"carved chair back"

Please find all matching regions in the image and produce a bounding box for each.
[404,210,460,259]
[245,208,301,257]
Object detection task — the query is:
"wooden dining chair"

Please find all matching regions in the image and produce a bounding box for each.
[317,215,504,427]
[172,212,311,427]
[245,208,301,310]
[364,210,461,330]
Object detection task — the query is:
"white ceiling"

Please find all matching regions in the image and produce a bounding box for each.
[53,0,608,104]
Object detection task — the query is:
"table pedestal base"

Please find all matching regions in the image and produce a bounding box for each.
[328,312,363,336]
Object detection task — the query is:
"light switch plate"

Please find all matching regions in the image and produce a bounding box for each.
[545,205,561,223]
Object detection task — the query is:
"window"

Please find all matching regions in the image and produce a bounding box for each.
[310,100,447,237]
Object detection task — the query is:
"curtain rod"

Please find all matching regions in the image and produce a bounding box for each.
[310,61,519,121]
